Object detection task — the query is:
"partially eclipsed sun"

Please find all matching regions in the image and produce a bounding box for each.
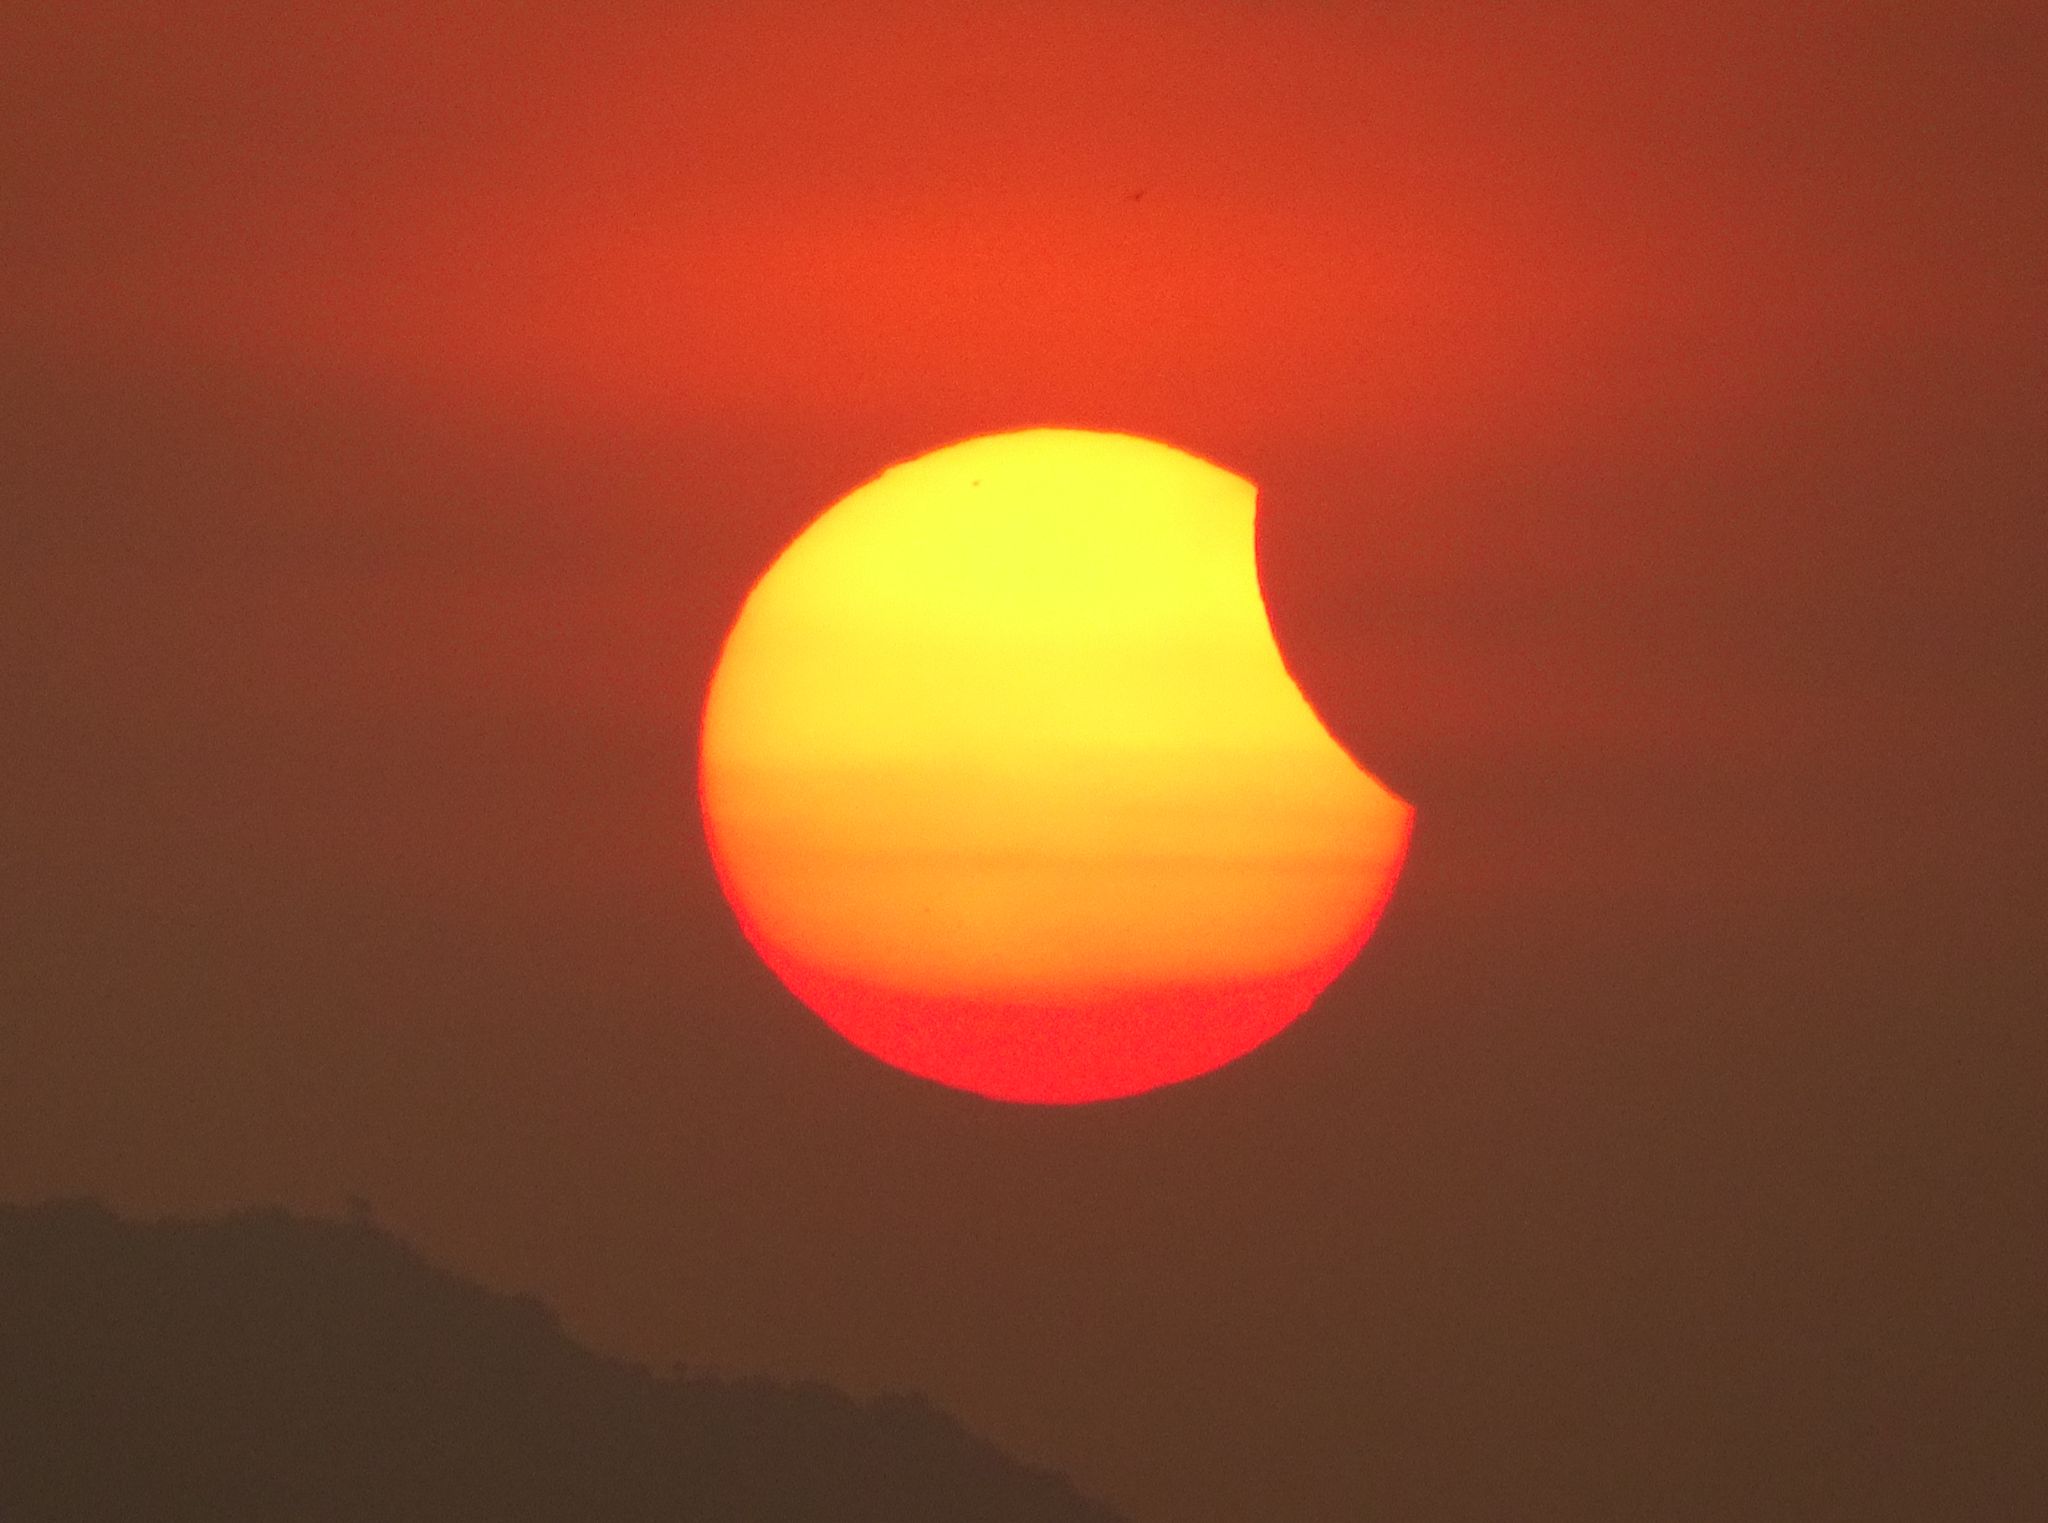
[700,429,1411,1103]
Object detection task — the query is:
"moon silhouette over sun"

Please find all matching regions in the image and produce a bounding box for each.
[700,429,1411,1103]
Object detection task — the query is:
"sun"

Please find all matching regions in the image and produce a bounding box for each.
[699,429,1410,1103]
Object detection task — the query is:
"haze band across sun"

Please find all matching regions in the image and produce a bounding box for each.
[700,429,1411,1102]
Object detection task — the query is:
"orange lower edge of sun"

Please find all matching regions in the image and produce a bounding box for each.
[700,428,1412,1104]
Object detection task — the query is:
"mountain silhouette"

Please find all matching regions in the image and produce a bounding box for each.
[0,1200,1127,1523]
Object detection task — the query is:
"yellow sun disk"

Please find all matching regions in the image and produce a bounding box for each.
[701,430,1411,1015]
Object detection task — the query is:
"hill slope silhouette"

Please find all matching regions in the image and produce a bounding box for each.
[0,1200,1127,1523]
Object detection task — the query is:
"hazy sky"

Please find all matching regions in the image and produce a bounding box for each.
[3,4,2042,1520]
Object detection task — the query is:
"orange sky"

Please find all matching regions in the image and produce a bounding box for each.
[9,2,2034,920]
[10,1,2035,454]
